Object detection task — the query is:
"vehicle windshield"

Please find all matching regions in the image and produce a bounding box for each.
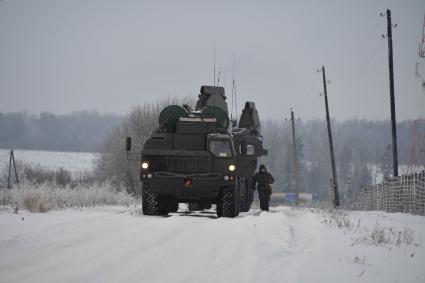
[209,140,232,158]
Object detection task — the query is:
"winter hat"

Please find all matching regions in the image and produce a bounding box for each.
[259,164,266,171]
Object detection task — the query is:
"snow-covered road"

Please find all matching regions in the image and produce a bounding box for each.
[1,205,424,283]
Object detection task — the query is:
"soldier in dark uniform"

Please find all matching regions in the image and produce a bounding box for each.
[252,164,274,211]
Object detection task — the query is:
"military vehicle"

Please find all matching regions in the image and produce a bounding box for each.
[126,85,267,218]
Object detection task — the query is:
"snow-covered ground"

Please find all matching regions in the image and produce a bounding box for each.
[0,149,98,174]
[1,205,424,283]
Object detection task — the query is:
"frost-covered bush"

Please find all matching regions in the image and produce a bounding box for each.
[0,188,12,206]
[0,162,96,188]
[321,209,418,247]
[370,225,390,245]
[22,164,55,185]
[0,182,135,212]
[21,165,95,188]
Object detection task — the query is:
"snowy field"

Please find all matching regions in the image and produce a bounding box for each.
[0,149,98,174]
[1,205,424,283]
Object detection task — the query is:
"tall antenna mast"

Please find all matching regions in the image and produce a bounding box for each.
[231,53,236,121]
[217,65,222,86]
[223,68,226,89]
[213,43,216,86]
[235,85,237,123]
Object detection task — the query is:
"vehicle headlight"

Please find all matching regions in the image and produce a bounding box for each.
[228,164,236,172]
[141,161,149,170]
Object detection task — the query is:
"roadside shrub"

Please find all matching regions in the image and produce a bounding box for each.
[322,209,418,247]
[1,181,135,212]
[0,188,12,206]
[370,225,390,245]
[0,162,98,189]
[18,188,50,212]
[23,164,55,185]
[55,168,72,187]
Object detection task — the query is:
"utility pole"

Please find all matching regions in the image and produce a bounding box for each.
[7,149,19,189]
[290,109,300,205]
[383,9,399,177]
[320,66,340,207]
[418,11,425,58]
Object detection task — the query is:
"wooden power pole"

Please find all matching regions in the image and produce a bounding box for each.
[320,66,340,207]
[384,9,399,177]
[289,109,299,205]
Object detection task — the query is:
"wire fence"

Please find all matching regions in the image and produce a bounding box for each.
[353,171,425,216]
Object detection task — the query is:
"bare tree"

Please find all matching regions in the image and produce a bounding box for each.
[95,96,195,195]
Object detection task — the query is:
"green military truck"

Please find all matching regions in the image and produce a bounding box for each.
[126,85,267,218]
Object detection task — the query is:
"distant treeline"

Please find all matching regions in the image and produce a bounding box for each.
[261,119,416,203]
[0,111,122,152]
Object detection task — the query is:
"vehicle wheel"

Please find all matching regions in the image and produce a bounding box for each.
[240,193,250,212]
[246,178,254,210]
[217,185,239,218]
[234,183,241,216]
[247,177,255,202]
[169,201,179,213]
[188,202,201,211]
[245,194,252,211]
[240,181,250,212]
[142,182,169,216]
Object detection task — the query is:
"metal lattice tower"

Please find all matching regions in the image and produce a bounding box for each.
[409,119,425,172]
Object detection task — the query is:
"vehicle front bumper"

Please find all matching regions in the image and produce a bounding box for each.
[142,171,236,201]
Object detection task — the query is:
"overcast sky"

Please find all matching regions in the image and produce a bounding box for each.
[0,0,424,121]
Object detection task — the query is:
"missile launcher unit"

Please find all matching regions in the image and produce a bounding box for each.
[127,85,267,217]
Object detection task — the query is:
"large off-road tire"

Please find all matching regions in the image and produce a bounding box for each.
[188,202,201,211]
[245,192,252,211]
[169,201,179,213]
[142,182,169,216]
[239,179,253,212]
[239,182,249,212]
[217,185,239,218]
[240,193,250,212]
[235,185,241,216]
[246,178,254,211]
